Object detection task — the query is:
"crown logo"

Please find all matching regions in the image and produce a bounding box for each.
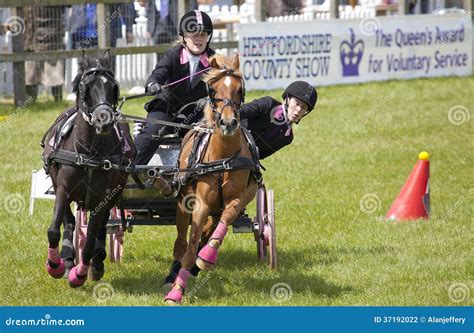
[340,29,364,77]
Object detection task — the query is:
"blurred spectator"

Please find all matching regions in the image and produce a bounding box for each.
[142,0,178,44]
[109,3,136,48]
[67,4,98,49]
[266,0,303,17]
[66,3,136,72]
[108,3,137,72]
[67,3,135,48]
[24,6,66,102]
[419,0,429,13]
[409,0,417,14]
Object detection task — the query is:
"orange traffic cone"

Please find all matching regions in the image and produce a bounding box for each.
[386,152,430,221]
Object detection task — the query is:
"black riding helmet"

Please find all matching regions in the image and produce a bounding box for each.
[179,10,213,47]
[282,81,318,112]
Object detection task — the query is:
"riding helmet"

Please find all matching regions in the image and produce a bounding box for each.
[282,81,318,111]
[179,10,213,37]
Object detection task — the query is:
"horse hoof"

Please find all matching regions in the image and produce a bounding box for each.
[195,257,214,271]
[165,299,180,306]
[89,262,105,281]
[89,267,105,281]
[68,266,87,288]
[164,288,183,305]
[46,259,66,279]
[197,244,218,270]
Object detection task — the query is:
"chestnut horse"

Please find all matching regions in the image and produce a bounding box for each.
[164,54,259,304]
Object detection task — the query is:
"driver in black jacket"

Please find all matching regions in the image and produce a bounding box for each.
[134,10,215,165]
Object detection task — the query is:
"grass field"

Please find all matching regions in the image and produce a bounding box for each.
[0,75,472,306]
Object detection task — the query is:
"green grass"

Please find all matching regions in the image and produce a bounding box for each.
[0,76,472,306]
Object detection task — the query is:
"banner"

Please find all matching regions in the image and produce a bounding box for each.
[239,14,473,89]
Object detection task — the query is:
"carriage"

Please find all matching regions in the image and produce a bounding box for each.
[71,133,277,269]
[33,129,278,271]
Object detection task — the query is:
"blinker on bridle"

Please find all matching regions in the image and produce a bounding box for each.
[78,67,120,125]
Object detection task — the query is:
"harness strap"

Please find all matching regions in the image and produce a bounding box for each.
[171,155,257,185]
[40,107,78,148]
[84,170,93,210]
[49,149,134,173]
[241,127,265,171]
[187,131,205,168]
[218,174,224,213]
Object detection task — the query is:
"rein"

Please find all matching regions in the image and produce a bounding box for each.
[114,65,214,134]
[116,99,214,134]
[116,67,211,102]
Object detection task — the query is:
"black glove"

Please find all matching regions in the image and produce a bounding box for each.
[147,82,162,95]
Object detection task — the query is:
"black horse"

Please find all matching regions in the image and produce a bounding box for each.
[43,51,134,287]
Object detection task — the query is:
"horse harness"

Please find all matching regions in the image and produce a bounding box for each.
[206,66,246,125]
[175,129,262,183]
[171,128,263,218]
[174,67,261,211]
[41,68,136,208]
[78,66,120,125]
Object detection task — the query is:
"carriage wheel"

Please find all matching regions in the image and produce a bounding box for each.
[74,207,88,266]
[108,207,124,263]
[255,186,267,261]
[108,232,124,263]
[266,189,277,269]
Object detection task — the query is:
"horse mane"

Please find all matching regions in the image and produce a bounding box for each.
[72,51,113,93]
[203,54,243,127]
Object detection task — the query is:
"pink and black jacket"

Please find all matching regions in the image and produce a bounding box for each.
[240,96,293,159]
[144,45,216,117]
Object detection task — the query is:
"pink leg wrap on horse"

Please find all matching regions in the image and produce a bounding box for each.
[76,262,90,276]
[68,262,90,287]
[211,222,228,242]
[165,269,190,303]
[175,268,190,289]
[46,247,65,278]
[198,222,228,265]
[48,247,60,263]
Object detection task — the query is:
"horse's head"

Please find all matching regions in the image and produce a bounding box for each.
[205,54,245,136]
[73,50,120,135]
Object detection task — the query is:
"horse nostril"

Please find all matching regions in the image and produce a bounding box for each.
[219,119,225,127]
[230,118,238,128]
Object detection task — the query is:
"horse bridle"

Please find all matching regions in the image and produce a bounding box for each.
[78,67,120,125]
[207,67,246,124]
